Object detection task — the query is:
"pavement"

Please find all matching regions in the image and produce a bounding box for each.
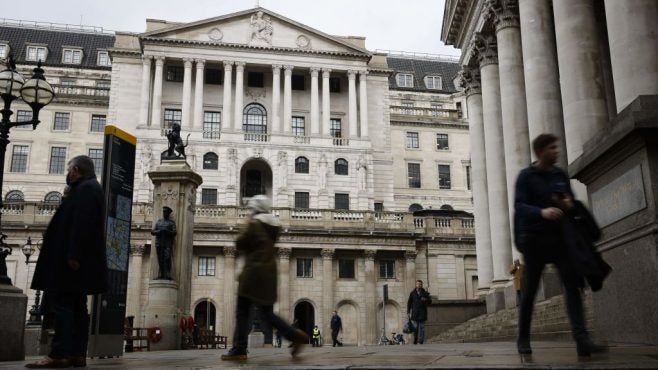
[3,341,658,370]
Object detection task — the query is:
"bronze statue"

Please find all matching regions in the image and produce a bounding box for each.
[162,123,189,160]
[151,206,176,280]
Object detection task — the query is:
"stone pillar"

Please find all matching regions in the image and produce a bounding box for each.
[363,249,377,345]
[193,59,205,130]
[271,65,282,133]
[604,0,658,113]
[322,69,331,135]
[181,58,193,129]
[0,285,27,361]
[145,160,203,350]
[404,250,417,294]
[519,0,567,168]
[151,56,165,128]
[310,67,320,135]
[126,244,145,323]
[359,71,369,137]
[321,248,334,343]
[348,70,358,138]
[553,0,609,162]
[459,67,494,292]
[233,62,245,131]
[139,56,152,126]
[223,246,237,344]
[277,248,291,321]
[455,254,467,299]
[283,65,293,133]
[222,61,233,132]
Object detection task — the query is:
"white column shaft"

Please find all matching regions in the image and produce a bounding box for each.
[271,65,281,133]
[359,72,369,137]
[193,60,205,129]
[322,69,331,135]
[321,252,334,341]
[348,71,358,138]
[151,57,165,128]
[181,59,193,128]
[139,57,152,126]
[233,63,245,131]
[222,62,233,132]
[310,69,320,135]
[283,66,293,133]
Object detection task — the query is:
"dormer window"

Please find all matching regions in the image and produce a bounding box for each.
[62,48,83,64]
[396,73,414,88]
[425,75,443,90]
[97,51,111,67]
[0,44,9,59]
[26,45,47,62]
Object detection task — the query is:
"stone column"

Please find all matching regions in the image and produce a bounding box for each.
[233,62,245,131]
[181,58,194,128]
[139,56,152,126]
[126,244,146,324]
[193,59,205,130]
[0,284,27,360]
[459,67,493,292]
[277,248,291,321]
[151,56,165,128]
[271,65,282,133]
[321,248,335,343]
[473,33,512,286]
[519,0,567,168]
[604,0,658,113]
[222,61,233,132]
[348,70,358,139]
[322,69,331,135]
[359,71,369,137]
[553,0,609,162]
[404,250,417,294]
[283,65,293,133]
[363,249,377,345]
[310,68,320,135]
[223,246,237,344]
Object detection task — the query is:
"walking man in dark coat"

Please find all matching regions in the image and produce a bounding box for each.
[26,155,107,369]
[330,310,343,347]
[515,134,606,357]
[407,280,431,344]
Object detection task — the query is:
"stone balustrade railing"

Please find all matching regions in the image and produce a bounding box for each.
[390,106,462,120]
[51,84,110,98]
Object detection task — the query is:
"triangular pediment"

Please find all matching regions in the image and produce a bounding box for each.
[142,7,370,56]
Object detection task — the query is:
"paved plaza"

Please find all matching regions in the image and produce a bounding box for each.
[4,342,658,369]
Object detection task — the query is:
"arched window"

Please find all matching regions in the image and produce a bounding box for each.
[408,203,423,213]
[5,190,25,203]
[335,158,348,175]
[242,103,267,133]
[44,191,63,204]
[295,157,309,174]
[440,204,454,211]
[203,152,218,170]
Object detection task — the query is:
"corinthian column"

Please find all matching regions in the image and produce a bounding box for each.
[271,65,282,133]
[181,58,193,128]
[223,246,237,344]
[139,56,152,126]
[348,70,358,138]
[359,71,369,137]
[404,250,417,294]
[310,68,320,135]
[321,248,335,343]
[283,65,293,133]
[278,248,292,320]
[322,69,331,135]
[222,61,233,132]
[363,249,377,345]
[151,56,165,128]
[233,62,245,131]
[193,59,205,129]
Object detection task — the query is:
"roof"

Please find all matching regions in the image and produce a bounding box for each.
[386,56,461,93]
[0,25,115,69]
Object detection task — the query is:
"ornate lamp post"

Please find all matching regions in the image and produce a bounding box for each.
[22,236,43,324]
[0,56,54,286]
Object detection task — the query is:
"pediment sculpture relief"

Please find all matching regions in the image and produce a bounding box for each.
[249,11,273,46]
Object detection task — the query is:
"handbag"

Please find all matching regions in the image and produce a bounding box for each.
[402,318,416,334]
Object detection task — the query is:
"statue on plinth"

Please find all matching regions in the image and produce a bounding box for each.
[151,206,177,280]
[161,123,190,161]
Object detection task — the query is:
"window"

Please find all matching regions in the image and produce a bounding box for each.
[242,103,267,133]
[198,256,216,276]
[338,259,355,279]
[335,158,348,175]
[396,73,414,88]
[96,80,110,97]
[53,112,70,131]
[408,163,421,188]
[201,188,218,205]
[439,164,451,189]
[62,49,82,64]
[26,46,47,62]
[329,77,341,93]
[466,165,471,190]
[5,190,24,203]
[164,109,182,130]
[16,110,32,123]
[291,116,305,137]
[297,258,313,278]
[44,191,62,204]
[166,66,184,82]
[379,260,395,279]
[295,157,309,174]
[436,133,449,150]
[205,69,222,85]
[431,103,443,116]
[61,79,76,95]
[409,203,423,213]
[88,148,103,177]
[330,119,342,138]
[335,193,350,210]
[406,132,419,149]
[10,145,29,173]
[0,44,9,59]
[401,101,414,114]
[424,75,442,90]
[97,51,111,67]
[203,111,221,139]
[292,75,305,90]
[294,192,310,209]
[374,202,383,212]
[247,72,264,88]
[456,102,463,118]
[90,114,106,132]
[203,152,218,170]
[49,147,67,174]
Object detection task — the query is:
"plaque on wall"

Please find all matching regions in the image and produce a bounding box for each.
[590,165,647,228]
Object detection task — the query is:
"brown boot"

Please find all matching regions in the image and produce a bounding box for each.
[290,329,309,358]
[25,356,71,368]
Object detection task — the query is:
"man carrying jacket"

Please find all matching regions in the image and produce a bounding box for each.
[407,280,431,344]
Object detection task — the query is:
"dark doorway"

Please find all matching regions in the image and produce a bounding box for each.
[245,169,263,197]
[294,301,315,340]
[239,159,273,204]
[194,300,216,331]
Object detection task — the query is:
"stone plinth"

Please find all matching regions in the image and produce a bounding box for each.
[144,280,179,350]
[0,284,27,361]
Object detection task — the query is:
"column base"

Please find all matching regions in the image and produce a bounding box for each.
[0,285,27,361]
[485,287,506,313]
[144,280,180,350]
[248,331,265,348]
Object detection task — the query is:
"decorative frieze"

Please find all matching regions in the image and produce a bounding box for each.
[472,32,498,67]
[278,247,292,259]
[485,0,520,32]
[130,244,146,256]
[224,246,237,258]
[459,67,482,96]
[321,248,335,260]
[364,249,377,261]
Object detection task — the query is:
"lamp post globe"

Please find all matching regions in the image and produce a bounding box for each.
[21,236,35,264]
[20,61,54,129]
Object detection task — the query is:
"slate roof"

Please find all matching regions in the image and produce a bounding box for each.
[386,57,461,93]
[0,25,115,70]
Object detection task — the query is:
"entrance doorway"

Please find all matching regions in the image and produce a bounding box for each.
[194,300,216,331]
[240,159,273,205]
[293,301,315,339]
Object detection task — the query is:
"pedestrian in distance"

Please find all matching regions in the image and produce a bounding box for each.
[509,259,524,306]
[406,280,431,344]
[26,156,107,369]
[312,325,321,347]
[330,310,343,347]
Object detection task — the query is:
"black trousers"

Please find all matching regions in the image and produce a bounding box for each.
[232,295,297,350]
[331,329,340,346]
[48,292,89,358]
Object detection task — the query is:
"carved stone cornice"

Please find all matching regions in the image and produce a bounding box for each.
[458,67,482,96]
[321,248,334,259]
[224,246,237,257]
[278,247,292,259]
[485,0,520,32]
[405,250,417,261]
[472,32,498,67]
[364,249,377,261]
[130,244,146,256]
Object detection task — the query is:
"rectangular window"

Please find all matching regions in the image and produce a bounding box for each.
[330,119,342,138]
[374,202,383,212]
[408,163,421,188]
[61,79,76,95]
[439,164,451,189]
[338,259,355,279]
[96,80,110,97]
[26,46,47,62]
[291,116,305,137]
[247,72,264,87]
[203,111,221,139]
[297,258,313,278]
[97,51,111,67]
[0,44,8,59]
[406,132,419,149]
[90,114,106,132]
[16,110,33,123]
[379,260,395,279]
[201,188,218,205]
[456,102,463,118]
[198,256,216,276]
[10,145,29,173]
[335,193,350,210]
[329,77,341,93]
[292,75,305,90]
[49,147,67,174]
[425,76,442,90]
[166,66,184,82]
[53,112,70,131]
[164,109,182,129]
[396,73,414,88]
[436,133,449,150]
[88,148,103,177]
[62,49,82,64]
[205,68,222,85]
[294,192,310,209]
[466,165,472,190]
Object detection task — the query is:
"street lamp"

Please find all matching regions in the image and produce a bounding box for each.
[22,236,43,325]
[0,56,54,286]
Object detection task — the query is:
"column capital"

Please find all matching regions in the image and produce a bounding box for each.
[320,248,335,260]
[272,64,283,72]
[235,62,246,71]
[459,67,482,96]
[278,247,292,259]
[472,32,498,67]
[183,57,194,67]
[153,55,165,65]
[310,67,320,77]
[347,70,357,79]
[405,250,417,261]
[142,56,153,65]
[364,249,377,261]
[283,65,294,76]
[223,61,234,69]
[322,68,331,78]
[359,71,368,81]
[195,59,205,67]
[485,0,520,31]
[224,246,237,258]
[130,244,146,256]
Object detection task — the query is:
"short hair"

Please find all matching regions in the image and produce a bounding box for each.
[416,280,423,284]
[69,155,96,177]
[532,134,559,157]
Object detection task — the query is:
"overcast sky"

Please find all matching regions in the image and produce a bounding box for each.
[2,0,461,57]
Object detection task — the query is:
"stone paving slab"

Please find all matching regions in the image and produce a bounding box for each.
[2,342,658,369]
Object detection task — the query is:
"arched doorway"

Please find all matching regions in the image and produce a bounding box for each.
[194,300,216,331]
[378,301,401,341]
[293,301,315,339]
[240,158,273,204]
[336,301,359,346]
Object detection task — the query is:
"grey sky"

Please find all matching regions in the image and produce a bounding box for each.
[2,0,461,57]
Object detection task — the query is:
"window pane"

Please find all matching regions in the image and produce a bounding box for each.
[295,157,309,174]
[242,104,267,133]
[466,165,472,190]
[205,69,222,85]
[198,256,216,276]
[164,109,182,129]
[297,258,312,278]
[374,202,383,212]
[408,163,421,188]
[335,158,348,175]
[53,112,70,130]
[5,190,24,203]
[98,51,110,66]
[338,259,355,279]
[203,111,221,139]
[291,116,305,136]
[16,110,33,123]
[439,164,451,189]
[203,152,218,170]
[201,189,217,205]
[44,191,62,204]
[90,114,106,132]
[88,148,103,177]
[10,145,29,173]
[335,193,350,210]
[406,132,419,149]
[330,119,342,138]
[379,260,395,279]
[166,66,184,82]
[49,147,67,174]
[292,75,305,90]
[436,133,449,150]
[247,72,264,87]
[329,77,340,93]
[294,192,309,209]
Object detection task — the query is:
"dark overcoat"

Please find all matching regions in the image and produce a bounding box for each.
[31,176,107,294]
[407,288,432,322]
[236,217,280,305]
